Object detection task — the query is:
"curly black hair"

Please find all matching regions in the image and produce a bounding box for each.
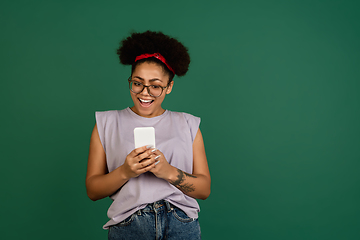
[117,31,190,81]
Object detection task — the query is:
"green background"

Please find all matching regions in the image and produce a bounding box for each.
[1,0,359,239]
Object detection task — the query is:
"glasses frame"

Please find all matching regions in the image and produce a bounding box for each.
[128,77,170,97]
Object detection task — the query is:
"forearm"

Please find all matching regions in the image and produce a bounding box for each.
[167,167,211,200]
[86,165,129,201]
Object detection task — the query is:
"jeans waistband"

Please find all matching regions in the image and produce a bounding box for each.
[140,200,173,214]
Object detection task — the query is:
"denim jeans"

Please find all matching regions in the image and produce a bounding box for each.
[108,200,201,240]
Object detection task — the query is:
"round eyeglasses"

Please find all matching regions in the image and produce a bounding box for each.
[128,78,169,97]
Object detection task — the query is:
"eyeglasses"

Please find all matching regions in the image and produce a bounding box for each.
[128,78,169,97]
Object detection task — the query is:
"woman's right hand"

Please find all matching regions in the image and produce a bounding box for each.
[122,145,157,179]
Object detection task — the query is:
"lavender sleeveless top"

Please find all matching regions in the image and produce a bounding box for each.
[95,107,201,229]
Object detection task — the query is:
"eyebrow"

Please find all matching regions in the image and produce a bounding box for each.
[133,76,163,82]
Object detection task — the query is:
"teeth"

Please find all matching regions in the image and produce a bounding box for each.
[139,98,152,103]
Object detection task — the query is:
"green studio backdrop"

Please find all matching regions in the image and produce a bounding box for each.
[1,0,359,239]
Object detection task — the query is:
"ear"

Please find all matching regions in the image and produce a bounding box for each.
[166,81,174,94]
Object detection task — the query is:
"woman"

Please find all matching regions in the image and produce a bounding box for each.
[86,31,211,240]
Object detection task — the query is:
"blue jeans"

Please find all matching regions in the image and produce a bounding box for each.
[108,200,201,240]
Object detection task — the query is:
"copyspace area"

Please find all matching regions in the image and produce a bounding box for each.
[1,1,359,239]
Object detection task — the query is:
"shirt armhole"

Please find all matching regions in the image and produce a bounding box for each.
[182,112,201,143]
[95,111,106,152]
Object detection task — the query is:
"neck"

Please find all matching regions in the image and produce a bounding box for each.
[130,106,165,118]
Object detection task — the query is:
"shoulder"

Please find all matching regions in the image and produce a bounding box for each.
[170,111,200,127]
[95,109,129,127]
[167,110,200,122]
[95,109,121,117]
[95,108,128,120]
[181,112,200,123]
[167,111,201,141]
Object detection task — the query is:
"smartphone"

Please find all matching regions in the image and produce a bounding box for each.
[134,127,156,149]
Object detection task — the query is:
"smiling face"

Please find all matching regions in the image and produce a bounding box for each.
[129,62,173,118]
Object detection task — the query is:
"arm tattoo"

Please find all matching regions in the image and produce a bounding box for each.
[170,169,197,193]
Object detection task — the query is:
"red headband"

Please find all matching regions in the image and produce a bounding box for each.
[134,53,175,75]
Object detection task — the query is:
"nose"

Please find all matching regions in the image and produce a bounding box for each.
[140,86,150,96]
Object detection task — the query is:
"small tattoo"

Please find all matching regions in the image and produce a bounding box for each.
[170,169,196,193]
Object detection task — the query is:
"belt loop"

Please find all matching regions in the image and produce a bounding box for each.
[164,200,173,212]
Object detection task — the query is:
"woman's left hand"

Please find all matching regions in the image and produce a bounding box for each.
[149,149,176,181]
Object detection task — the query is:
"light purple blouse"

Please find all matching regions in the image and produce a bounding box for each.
[95,107,200,229]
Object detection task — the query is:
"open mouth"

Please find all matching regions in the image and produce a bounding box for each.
[138,98,154,108]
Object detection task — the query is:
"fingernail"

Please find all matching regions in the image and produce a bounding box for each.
[146,145,154,149]
[155,155,160,160]
[155,160,160,165]
[151,148,157,152]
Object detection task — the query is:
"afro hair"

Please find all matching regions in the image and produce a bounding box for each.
[117,31,190,77]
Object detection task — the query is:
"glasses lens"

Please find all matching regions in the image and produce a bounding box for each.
[148,85,163,97]
[129,80,164,97]
[130,81,143,93]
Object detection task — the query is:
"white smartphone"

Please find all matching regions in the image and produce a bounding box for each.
[134,127,156,149]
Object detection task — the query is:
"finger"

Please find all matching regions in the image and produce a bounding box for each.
[136,148,157,162]
[151,151,162,164]
[148,156,160,169]
[131,145,152,157]
[136,158,157,173]
[137,156,157,169]
[140,162,157,173]
[151,149,163,156]
[154,155,160,165]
